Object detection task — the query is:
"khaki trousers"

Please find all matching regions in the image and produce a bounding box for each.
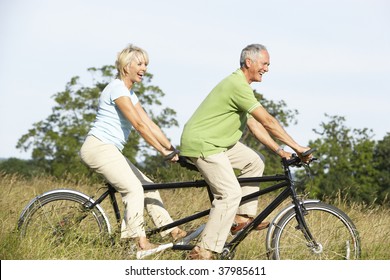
[191,141,265,253]
[80,135,175,239]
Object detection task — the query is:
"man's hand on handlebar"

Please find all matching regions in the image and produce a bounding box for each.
[298,147,315,163]
[279,146,315,164]
[283,147,317,167]
[279,149,294,160]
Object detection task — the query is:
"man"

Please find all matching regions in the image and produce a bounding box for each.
[180,44,311,259]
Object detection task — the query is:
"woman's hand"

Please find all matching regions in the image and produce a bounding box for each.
[163,147,180,162]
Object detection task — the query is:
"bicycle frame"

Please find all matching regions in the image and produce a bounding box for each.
[88,157,318,255]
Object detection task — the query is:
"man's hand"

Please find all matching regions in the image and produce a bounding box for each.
[296,146,313,163]
[278,149,293,159]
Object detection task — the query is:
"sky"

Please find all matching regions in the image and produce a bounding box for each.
[0,0,389,160]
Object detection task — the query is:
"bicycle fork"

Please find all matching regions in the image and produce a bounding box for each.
[294,202,323,254]
[283,157,322,254]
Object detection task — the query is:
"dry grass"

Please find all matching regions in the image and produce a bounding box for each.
[1,173,389,260]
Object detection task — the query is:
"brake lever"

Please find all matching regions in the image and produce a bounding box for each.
[310,157,318,163]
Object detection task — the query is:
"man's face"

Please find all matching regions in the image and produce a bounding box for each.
[246,50,270,83]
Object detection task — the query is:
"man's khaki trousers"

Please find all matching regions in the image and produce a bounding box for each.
[191,141,265,253]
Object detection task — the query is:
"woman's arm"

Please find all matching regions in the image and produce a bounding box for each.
[134,102,173,151]
[114,96,172,156]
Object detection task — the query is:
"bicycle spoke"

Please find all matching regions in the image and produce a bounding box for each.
[18,191,111,254]
[270,202,360,260]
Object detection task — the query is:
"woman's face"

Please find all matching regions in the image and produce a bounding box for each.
[124,55,148,85]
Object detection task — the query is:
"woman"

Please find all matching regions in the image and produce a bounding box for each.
[80,44,186,252]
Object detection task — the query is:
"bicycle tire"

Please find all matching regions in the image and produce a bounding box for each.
[269,202,361,260]
[18,189,111,246]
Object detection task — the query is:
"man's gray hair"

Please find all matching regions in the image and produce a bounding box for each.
[240,44,267,67]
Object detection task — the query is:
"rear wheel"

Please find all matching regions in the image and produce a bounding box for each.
[18,190,111,246]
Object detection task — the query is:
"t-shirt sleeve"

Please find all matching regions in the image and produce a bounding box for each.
[110,84,139,105]
[129,90,139,105]
[231,84,262,113]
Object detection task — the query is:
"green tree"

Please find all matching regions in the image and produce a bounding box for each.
[0,158,45,178]
[300,114,379,204]
[16,66,178,178]
[373,133,390,203]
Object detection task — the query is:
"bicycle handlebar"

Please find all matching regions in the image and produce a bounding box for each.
[166,147,317,171]
[286,148,317,167]
[164,148,180,161]
[301,148,316,157]
[164,149,199,171]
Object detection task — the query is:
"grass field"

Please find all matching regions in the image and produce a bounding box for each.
[1,173,389,260]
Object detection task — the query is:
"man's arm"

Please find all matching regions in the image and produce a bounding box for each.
[250,106,310,158]
[247,117,292,158]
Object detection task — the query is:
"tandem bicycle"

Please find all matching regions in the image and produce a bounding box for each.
[17,148,361,260]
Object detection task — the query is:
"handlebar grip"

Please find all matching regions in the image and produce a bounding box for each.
[164,149,180,161]
[302,148,317,157]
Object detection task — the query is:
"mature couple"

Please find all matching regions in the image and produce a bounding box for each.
[79,43,312,260]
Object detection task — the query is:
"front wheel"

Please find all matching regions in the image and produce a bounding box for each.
[18,189,111,247]
[269,202,361,260]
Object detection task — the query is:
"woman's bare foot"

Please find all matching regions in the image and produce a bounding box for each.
[170,227,187,241]
[136,236,157,251]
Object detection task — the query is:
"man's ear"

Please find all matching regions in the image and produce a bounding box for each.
[244,58,252,69]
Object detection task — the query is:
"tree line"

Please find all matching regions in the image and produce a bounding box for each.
[1,66,388,205]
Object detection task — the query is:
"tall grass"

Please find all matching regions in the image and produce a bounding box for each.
[1,173,389,260]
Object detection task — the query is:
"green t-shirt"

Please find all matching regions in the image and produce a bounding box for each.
[180,69,261,157]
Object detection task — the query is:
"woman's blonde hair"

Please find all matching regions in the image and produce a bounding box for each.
[115,44,149,79]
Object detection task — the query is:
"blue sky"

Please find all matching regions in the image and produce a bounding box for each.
[0,0,389,159]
